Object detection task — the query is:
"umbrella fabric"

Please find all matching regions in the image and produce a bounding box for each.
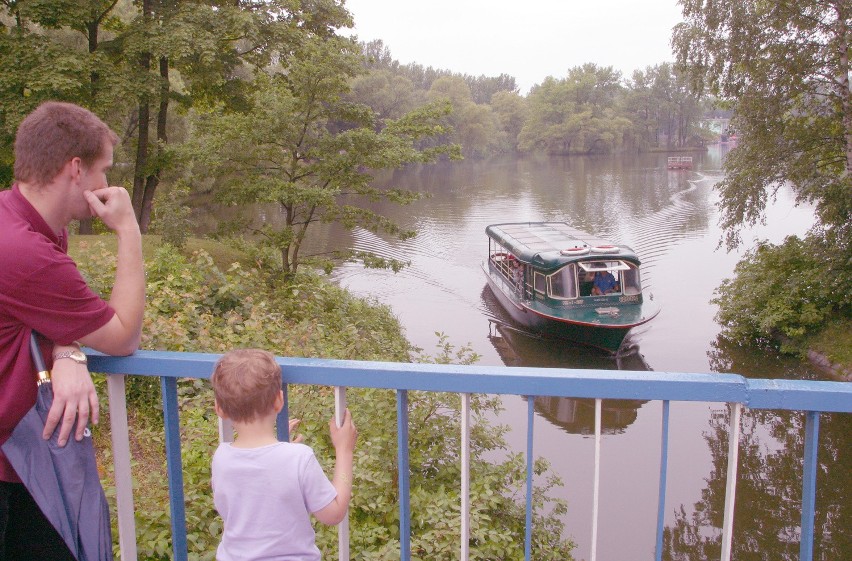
[0,333,112,561]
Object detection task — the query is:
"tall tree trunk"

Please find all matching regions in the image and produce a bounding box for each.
[132,79,150,225]
[132,0,153,229]
[77,18,101,235]
[139,56,169,232]
[837,3,852,175]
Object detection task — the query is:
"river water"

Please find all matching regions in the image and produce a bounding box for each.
[197,145,849,560]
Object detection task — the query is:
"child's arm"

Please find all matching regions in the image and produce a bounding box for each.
[314,408,357,525]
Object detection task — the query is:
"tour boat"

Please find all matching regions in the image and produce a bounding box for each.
[666,156,693,169]
[482,222,660,353]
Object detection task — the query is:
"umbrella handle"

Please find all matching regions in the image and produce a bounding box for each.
[29,331,50,385]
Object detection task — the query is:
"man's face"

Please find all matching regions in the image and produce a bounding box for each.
[73,142,113,219]
[79,143,113,193]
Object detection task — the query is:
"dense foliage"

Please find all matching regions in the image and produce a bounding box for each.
[712,236,852,354]
[358,40,711,156]
[674,0,852,352]
[75,240,576,560]
[674,0,852,251]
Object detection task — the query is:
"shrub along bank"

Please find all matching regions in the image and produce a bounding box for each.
[71,236,576,561]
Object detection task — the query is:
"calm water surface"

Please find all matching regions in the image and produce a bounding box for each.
[199,146,849,560]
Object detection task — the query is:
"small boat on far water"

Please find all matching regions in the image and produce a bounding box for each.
[483,222,660,353]
[667,156,693,170]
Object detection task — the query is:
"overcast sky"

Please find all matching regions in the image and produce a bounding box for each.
[343,1,685,94]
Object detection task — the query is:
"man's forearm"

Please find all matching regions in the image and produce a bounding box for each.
[108,226,145,352]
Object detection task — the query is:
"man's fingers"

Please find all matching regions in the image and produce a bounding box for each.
[42,399,65,440]
[84,190,107,216]
[74,402,90,441]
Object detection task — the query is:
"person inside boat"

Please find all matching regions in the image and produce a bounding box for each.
[592,270,619,295]
[510,259,523,289]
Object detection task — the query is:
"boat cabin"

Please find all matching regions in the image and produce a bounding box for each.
[486,222,643,306]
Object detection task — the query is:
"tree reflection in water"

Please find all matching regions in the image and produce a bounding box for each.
[664,336,850,560]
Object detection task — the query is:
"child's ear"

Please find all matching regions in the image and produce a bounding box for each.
[214,399,228,420]
[274,390,284,413]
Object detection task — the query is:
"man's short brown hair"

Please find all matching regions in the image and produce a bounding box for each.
[13,101,119,186]
[211,349,282,423]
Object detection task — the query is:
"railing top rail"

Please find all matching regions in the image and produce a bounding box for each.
[88,350,852,413]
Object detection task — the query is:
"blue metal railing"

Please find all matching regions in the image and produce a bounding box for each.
[88,350,852,561]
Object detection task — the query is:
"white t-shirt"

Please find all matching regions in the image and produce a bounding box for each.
[212,441,338,561]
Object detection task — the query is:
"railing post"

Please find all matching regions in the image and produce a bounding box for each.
[161,376,188,561]
[720,402,742,561]
[655,400,670,561]
[799,411,820,561]
[590,398,602,561]
[277,384,290,442]
[335,387,350,561]
[524,396,535,561]
[397,390,410,561]
[106,374,138,561]
[461,393,470,561]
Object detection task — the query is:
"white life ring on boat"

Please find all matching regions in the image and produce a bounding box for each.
[560,246,590,256]
[591,245,620,254]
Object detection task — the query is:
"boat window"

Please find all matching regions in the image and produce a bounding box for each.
[534,271,547,294]
[548,264,578,299]
[622,264,641,295]
[578,260,631,272]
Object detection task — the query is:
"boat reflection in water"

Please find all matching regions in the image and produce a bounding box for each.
[484,286,650,435]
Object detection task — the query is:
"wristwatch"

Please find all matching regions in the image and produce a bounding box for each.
[53,349,88,364]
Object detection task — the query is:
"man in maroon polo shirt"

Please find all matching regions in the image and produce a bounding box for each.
[0,102,145,559]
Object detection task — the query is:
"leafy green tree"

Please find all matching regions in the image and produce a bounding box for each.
[519,64,633,154]
[490,90,528,152]
[625,63,706,150]
[712,235,852,351]
[0,0,125,185]
[347,69,418,124]
[673,0,852,251]
[673,0,852,349]
[189,36,460,276]
[427,76,501,158]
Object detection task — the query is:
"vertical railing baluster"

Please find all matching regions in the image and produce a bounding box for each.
[218,417,234,444]
[524,396,535,561]
[799,411,820,561]
[335,387,350,561]
[107,374,138,561]
[277,384,290,442]
[397,390,411,561]
[461,393,471,561]
[720,402,742,561]
[590,398,602,561]
[655,400,670,561]
[161,376,188,561]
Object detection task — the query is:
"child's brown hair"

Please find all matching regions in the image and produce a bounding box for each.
[211,349,282,423]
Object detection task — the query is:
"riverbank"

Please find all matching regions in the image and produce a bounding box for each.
[804,319,852,381]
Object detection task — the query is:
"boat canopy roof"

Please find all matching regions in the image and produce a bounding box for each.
[486,222,640,270]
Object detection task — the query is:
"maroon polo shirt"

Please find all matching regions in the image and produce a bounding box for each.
[0,184,115,482]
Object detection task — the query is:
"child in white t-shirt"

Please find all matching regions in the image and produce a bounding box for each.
[210,349,357,561]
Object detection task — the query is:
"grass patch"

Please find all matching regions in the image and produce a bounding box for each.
[805,318,852,370]
[69,234,252,271]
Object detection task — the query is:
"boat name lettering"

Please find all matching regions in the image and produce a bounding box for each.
[619,295,640,303]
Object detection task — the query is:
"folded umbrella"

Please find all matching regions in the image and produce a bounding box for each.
[1,332,113,561]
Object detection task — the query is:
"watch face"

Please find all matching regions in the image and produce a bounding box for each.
[69,350,87,363]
